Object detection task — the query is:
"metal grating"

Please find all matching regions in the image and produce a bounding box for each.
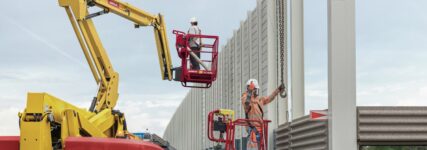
[275,116,328,150]
[358,106,427,145]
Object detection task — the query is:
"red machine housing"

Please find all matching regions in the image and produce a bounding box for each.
[0,136,163,150]
[0,136,19,150]
[173,30,219,88]
[207,110,271,150]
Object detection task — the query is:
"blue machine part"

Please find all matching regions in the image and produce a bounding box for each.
[133,133,145,139]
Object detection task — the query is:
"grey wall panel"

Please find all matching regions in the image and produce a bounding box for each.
[358,106,427,145]
[233,29,243,141]
[290,117,328,150]
[275,116,328,150]
[275,123,291,150]
[274,106,427,149]
[229,37,235,108]
[250,6,259,81]
[259,0,269,97]
[242,19,250,92]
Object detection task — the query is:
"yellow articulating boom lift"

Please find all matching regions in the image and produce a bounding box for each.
[17,0,176,149]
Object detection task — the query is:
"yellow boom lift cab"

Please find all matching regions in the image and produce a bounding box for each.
[16,0,218,149]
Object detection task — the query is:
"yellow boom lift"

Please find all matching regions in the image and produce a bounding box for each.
[18,0,175,149]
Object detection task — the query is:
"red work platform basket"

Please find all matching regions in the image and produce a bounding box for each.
[172,30,219,88]
[207,110,271,150]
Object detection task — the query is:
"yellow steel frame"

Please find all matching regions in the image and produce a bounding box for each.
[19,93,118,150]
[58,0,173,113]
[219,109,235,121]
[19,0,173,149]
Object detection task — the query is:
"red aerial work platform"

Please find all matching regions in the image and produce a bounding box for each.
[207,109,271,150]
[173,30,219,88]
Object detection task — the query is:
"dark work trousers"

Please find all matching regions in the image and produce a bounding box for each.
[190,46,201,70]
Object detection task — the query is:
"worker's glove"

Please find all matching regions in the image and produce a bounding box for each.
[278,83,285,92]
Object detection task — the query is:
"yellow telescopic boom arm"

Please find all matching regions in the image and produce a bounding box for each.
[58,0,173,113]
[18,1,174,149]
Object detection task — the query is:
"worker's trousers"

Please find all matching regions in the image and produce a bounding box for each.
[190,46,201,70]
[246,127,261,150]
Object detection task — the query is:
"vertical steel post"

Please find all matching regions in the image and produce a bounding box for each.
[327,0,357,149]
[291,0,305,120]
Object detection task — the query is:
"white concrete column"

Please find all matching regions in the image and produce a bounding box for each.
[267,0,281,148]
[291,0,305,120]
[327,0,357,150]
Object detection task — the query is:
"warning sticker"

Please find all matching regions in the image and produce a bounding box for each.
[108,0,120,8]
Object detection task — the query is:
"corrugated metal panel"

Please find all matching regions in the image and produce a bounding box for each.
[275,116,328,150]
[274,106,427,149]
[290,116,328,150]
[275,123,291,150]
[358,106,427,145]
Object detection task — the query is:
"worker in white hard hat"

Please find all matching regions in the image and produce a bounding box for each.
[241,79,284,149]
[188,17,202,70]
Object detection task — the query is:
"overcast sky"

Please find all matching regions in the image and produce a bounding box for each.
[305,0,427,111]
[1,0,427,137]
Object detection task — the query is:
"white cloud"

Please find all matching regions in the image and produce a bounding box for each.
[0,107,21,135]
[0,15,87,68]
[115,94,184,135]
[419,86,427,97]
[303,0,427,112]
[396,99,427,106]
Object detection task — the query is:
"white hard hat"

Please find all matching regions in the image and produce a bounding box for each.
[190,17,197,23]
[246,79,260,89]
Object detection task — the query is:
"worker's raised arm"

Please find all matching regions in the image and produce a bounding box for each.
[262,84,285,105]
